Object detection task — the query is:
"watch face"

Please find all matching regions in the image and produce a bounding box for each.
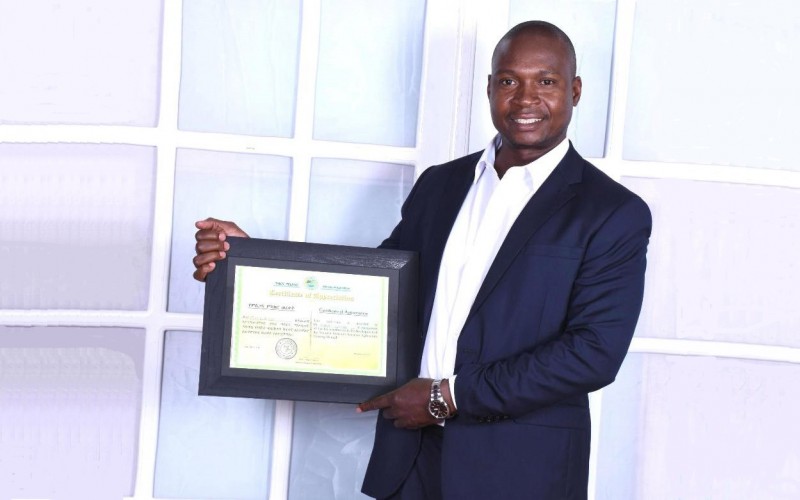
[428,400,449,419]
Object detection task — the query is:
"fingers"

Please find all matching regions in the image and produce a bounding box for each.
[357,394,390,413]
[358,396,408,425]
[192,248,225,268]
[192,243,227,282]
[195,217,249,238]
[195,228,227,243]
[192,262,216,282]
[357,382,440,429]
[195,238,229,256]
[192,217,248,283]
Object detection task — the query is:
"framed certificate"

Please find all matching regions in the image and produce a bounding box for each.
[199,237,419,404]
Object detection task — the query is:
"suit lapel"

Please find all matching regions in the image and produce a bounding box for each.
[419,153,480,335]
[467,145,584,319]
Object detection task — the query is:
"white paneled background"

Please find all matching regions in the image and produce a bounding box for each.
[1,1,798,499]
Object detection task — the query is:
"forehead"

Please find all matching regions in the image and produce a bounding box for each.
[492,32,572,74]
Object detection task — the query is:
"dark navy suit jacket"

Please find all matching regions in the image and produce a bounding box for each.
[363,144,651,500]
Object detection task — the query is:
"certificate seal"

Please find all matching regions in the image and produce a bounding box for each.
[275,338,298,360]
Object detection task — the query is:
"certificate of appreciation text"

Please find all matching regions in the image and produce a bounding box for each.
[229,265,389,377]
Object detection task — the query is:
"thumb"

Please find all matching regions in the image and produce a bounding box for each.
[196,217,249,238]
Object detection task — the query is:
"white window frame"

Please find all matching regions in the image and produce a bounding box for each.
[0,1,476,499]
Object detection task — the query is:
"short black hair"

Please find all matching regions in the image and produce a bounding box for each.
[491,21,578,78]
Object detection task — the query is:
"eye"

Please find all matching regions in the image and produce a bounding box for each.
[541,79,555,86]
[499,78,515,86]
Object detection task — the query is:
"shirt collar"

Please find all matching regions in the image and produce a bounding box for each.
[474,135,570,186]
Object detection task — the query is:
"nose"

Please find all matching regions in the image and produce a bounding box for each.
[513,81,540,106]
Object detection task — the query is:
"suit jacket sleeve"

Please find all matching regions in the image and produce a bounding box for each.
[454,194,652,418]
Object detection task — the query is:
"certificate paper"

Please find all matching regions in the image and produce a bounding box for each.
[229,265,389,377]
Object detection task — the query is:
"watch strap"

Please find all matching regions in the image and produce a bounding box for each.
[428,378,451,419]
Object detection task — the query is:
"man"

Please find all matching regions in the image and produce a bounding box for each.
[194,21,651,500]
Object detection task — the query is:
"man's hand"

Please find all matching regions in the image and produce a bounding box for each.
[193,217,249,282]
[357,378,442,429]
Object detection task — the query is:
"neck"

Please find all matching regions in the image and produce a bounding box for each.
[494,141,562,178]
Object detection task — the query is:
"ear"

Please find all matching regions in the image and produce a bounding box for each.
[572,76,582,106]
[486,74,492,98]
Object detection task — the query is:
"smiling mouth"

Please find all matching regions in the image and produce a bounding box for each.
[513,118,542,124]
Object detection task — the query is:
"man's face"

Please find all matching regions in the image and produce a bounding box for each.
[487,32,581,159]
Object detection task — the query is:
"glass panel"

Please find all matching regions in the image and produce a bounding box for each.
[0,144,155,310]
[306,159,414,247]
[622,177,800,348]
[0,0,161,125]
[506,0,617,158]
[289,401,375,500]
[597,353,800,499]
[313,0,426,147]
[154,331,274,499]
[0,326,144,499]
[623,0,800,170]
[179,0,301,137]
[168,148,292,313]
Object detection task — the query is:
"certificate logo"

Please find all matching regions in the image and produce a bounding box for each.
[275,338,298,360]
[304,276,318,290]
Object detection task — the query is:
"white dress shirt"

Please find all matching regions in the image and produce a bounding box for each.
[418,135,569,408]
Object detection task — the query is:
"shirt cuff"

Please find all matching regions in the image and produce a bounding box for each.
[449,375,458,410]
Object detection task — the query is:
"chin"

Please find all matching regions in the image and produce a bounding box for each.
[507,135,549,149]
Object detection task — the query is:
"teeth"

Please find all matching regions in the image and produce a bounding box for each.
[514,118,541,124]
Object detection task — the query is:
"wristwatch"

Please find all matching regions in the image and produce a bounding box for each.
[427,379,451,419]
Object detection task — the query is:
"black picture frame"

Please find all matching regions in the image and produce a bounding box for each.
[199,237,420,404]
